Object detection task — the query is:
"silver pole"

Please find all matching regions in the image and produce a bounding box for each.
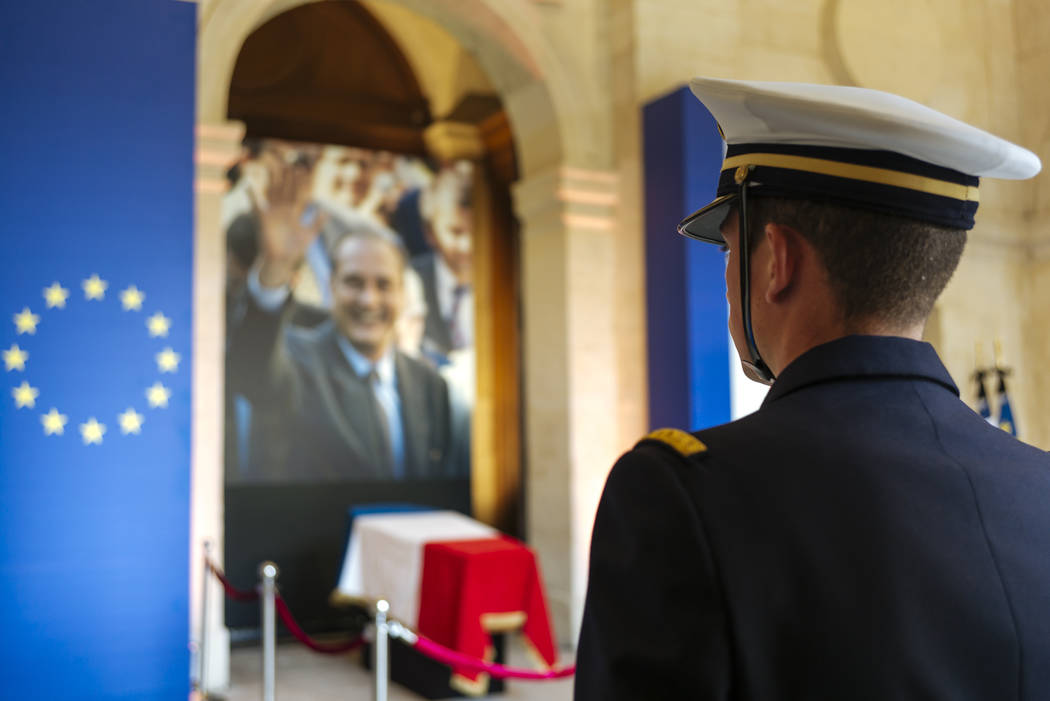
[373,599,390,701]
[197,540,213,697]
[260,561,279,701]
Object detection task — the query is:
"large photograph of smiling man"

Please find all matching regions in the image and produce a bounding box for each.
[224,139,473,484]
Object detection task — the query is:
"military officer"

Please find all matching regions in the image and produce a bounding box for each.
[575,78,1050,700]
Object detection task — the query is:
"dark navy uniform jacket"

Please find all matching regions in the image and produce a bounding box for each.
[576,335,1050,700]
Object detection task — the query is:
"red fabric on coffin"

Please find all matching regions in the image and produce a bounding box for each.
[418,536,557,695]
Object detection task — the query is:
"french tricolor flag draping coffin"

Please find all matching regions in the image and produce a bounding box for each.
[335,510,558,695]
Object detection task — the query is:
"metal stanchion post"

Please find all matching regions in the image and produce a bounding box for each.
[260,561,279,701]
[373,600,390,701]
[197,540,212,697]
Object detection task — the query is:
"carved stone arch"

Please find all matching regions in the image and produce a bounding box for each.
[198,0,567,175]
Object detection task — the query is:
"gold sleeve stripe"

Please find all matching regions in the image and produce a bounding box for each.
[642,428,708,456]
[722,153,980,203]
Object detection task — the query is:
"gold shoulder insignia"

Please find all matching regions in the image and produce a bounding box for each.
[638,428,708,457]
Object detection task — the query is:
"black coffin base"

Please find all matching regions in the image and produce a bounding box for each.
[363,634,506,699]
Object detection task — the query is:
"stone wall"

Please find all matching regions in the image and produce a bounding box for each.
[1014,0,1050,450]
[632,0,1048,449]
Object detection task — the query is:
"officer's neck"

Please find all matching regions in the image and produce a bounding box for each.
[761,305,926,376]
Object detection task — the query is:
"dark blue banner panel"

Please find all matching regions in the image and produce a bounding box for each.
[643,86,732,431]
[0,1,196,698]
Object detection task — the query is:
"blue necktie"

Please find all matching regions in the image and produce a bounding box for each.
[367,368,404,479]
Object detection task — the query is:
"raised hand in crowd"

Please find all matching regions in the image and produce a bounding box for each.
[249,144,327,289]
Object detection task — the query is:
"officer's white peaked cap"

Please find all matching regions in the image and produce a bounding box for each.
[678,77,1041,244]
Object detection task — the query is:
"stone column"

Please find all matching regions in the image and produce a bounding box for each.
[191,119,244,694]
[514,165,627,643]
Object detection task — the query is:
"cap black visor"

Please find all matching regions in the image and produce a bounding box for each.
[677,193,736,245]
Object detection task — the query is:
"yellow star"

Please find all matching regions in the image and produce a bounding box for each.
[12,381,39,409]
[43,282,70,309]
[79,418,106,445]
[118,408,144,435]
[156,347,180,373]
[83,274,108,301]
[120,286,146,311]
[13,307,40,335]
[3,344,28,372]
[146,382,171,408]
[147,312,171,338]
[41,408,68,436]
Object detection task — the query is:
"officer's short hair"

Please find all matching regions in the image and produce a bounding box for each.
[749,196,966,327]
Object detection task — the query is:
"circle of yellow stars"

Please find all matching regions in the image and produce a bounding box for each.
[6,276,180,445]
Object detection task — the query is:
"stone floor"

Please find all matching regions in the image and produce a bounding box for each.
[224,637,574,701]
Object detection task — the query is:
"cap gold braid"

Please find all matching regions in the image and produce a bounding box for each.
[722,153,979,203]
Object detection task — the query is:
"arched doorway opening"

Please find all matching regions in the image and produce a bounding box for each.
[194,0,599,688]
[219,0,524,636]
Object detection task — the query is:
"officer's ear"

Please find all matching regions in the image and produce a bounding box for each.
[761,221,804,304]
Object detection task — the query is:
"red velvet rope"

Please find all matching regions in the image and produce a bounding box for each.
[274,596,365,655]
[205,559,363,654]
[412,635,576,680]
[204,559,572,675]
[206,560,259,602]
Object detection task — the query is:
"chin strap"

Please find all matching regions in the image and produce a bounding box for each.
[737,171,775,385]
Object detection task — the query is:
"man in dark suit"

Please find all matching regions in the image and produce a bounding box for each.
[411,162,475,360]
[575,78,1050,700]
[227,149,462,482]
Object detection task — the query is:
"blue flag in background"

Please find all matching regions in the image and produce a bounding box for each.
[973,370,995,425]
[995,369,1018,437]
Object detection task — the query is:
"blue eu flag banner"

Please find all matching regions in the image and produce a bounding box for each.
[6,282,183,439]
[0,0,195,697]
[4,278,188,451]
[995,370,1018,436]
[973,370,995,425]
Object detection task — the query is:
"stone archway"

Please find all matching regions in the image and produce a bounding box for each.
[198,0,572,174]
[194,2,639,689]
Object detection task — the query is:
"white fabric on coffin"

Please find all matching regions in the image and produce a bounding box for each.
[335,510,498,626]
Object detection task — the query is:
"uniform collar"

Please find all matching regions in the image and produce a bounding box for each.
[763,335,959,407]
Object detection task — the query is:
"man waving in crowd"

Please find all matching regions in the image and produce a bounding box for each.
[227,143,463,483]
